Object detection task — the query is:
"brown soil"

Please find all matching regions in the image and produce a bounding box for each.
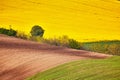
[0,34,111,80]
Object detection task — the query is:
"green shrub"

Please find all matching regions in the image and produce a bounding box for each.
[16,32,28,39]
[37,35,82,49]
[0,28,8,34]
[30,36,44,43]
[41,36,69,46]
[8,28,17,36]
[68,39,81,49]
[0,27,17,36]
[42,38,61,46]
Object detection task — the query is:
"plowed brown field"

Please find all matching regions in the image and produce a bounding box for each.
[0,35,111,80]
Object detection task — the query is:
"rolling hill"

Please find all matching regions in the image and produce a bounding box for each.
[27,56,120,80]
[0,35,111,80]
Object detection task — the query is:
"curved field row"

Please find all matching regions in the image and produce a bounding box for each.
[0,35,111,80]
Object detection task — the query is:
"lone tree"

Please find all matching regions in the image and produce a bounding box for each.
[30,25,44,37]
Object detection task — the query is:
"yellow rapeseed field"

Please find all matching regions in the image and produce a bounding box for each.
[0,0,120,41]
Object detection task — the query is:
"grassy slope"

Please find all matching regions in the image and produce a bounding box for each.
[26,56,120,80]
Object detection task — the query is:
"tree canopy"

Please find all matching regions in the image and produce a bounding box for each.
[30,25,44,37]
